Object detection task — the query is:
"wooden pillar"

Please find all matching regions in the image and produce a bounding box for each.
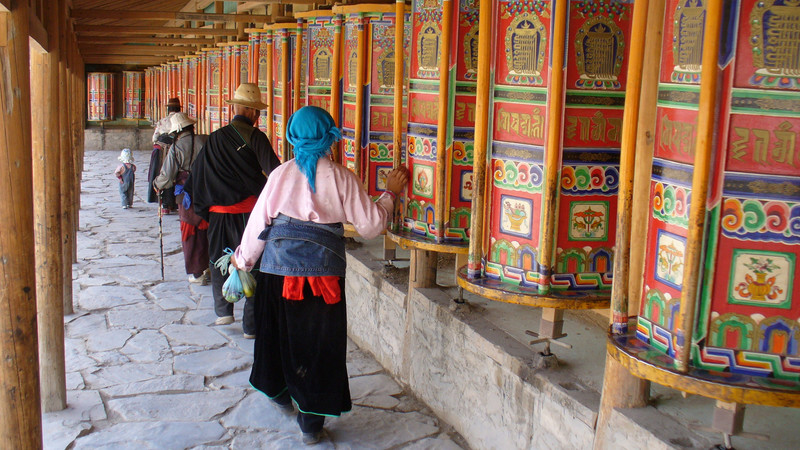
[0,3,44,448]
[595,0,658,446]
[330,15,342,162]
[31,2,66,413]
[214,1,224,45]
[391,2,404,170]
[353,14,367,181]
[280,29,290,161]
[409,250,438,289]
[466,0,493,278]
[433,0,453,241]
[536,0,568,292]
[265,31,274,143]
[675,0,724,371]
[58,0,75,316]
[293,19,303,113]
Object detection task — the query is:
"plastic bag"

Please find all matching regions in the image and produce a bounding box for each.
[215,249,257,303]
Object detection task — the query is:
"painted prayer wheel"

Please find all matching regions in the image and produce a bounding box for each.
[267,22,298,162]
[296,11,339,123]
[122,71,144,120]
[87,72,114,122]
[247,28,274,136]
[196,51,209,134]
[386,0,479,254]
[144,69,153,122]
[607,0,800,416]
[186,56,198,122]
[333,4,411,200]
[204,47,223,132]
[458,0,635,306]
[218,41,250,126]
[294,19,309,112]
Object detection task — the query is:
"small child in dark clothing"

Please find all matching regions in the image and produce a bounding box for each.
[114,148,136,209]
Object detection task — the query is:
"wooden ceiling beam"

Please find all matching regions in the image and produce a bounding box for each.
[74,25,238,36]
[70,9,269,24]
[76,36,213,45]
[83,55,176,65]
[78,45,192,56]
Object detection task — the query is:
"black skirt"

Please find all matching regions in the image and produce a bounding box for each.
[249,273,352,417]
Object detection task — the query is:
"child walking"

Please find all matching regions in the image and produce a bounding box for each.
[114,148,136,209]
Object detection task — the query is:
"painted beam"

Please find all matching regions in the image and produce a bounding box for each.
[70,9,269,24]
[76,36,213,45]
[78,45,192,56]
[74,25,238,36]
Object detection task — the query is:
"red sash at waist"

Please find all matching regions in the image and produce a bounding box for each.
[209,196,257,214]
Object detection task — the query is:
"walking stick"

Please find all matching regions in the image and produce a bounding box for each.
[158,193,165,280]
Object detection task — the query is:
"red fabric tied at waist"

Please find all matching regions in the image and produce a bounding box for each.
[180,219,209,241]
[283,276,342,305]
[209,196,258,214]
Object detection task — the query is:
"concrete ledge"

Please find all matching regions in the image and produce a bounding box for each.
[85,127,153,152]
[344,247,712,449]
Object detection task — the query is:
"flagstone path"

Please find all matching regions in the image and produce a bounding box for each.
[43,150,465,449]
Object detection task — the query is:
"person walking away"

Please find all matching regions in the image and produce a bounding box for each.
[148,97,181,211]
[114,148,136,209]
[153,112,210,284]
[231,106,409,444]
[186,83,281,338]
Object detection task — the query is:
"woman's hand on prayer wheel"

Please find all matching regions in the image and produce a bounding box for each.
[386,166,409,197]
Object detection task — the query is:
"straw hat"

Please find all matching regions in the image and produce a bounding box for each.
[166,97,181,108]
[225,83,267,110]
[118,148,134,163]
[170,112,197,133]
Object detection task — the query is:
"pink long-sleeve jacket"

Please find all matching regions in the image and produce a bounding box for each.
[234,158,395,271]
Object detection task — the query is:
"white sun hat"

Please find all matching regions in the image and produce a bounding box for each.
[170,112,197,133]
[118,148,134,163]
[225,83,268,110]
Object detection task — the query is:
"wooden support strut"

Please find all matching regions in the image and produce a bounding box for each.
[32,0,67,413]
[266,30,274,143]
[281,27,291,161]
[594,0,659,445]
[433,0,453,242]
[536,0,568,293]
[465,0,493,278]
[353,14,367,182]
[293,19,303,113]
[0,4,44,448]
[675,0,724,372]
[330,14,343,162]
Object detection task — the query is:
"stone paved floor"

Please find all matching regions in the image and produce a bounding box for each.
[43,150,465,449]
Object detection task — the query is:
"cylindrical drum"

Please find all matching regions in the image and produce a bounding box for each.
[87,72,114,121]
[123,71,144,120]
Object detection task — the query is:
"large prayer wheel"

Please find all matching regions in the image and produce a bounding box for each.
[186,55,199,121]
[458,0,635,303]
[388,0,479,254]
[218,41,250,126]
[87,72,114,122]
[122,71,144,120]
[247,28,274,136]
[267,22,298,162]
[204,47,224,132]
[333,4,411,200]
[610,0,800,391]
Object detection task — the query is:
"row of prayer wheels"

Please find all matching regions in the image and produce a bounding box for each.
[86,71,144,121]
[138,0,800,444]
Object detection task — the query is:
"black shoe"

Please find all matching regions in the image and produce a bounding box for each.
[302,430,323,445]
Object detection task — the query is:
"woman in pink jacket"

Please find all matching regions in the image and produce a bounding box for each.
[233,106,408,444]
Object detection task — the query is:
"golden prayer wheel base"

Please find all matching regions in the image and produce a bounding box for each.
[387,231,469,255]
[456,267,610,310]
[607,333,800,408]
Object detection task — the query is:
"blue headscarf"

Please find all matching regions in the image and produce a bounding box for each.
[285,106,342,193]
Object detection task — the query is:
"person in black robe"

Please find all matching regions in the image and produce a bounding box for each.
[186,83,281,337]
